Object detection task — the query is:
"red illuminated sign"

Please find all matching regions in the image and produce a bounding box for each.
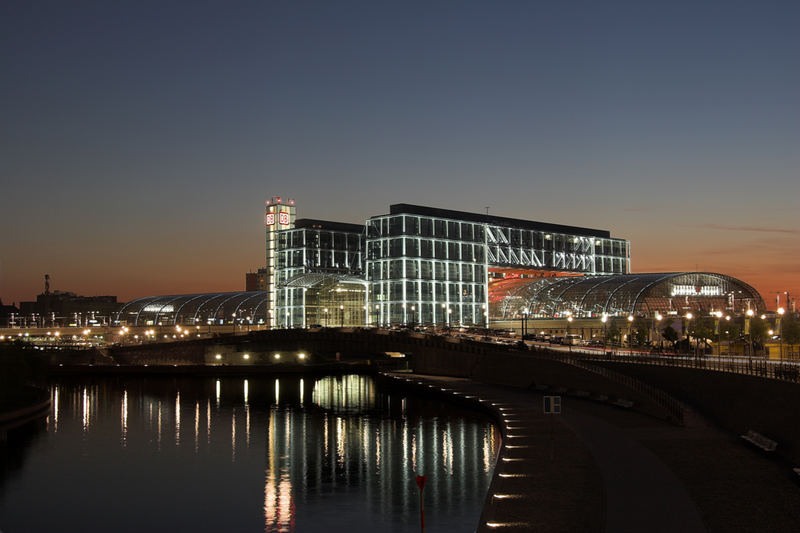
[279,212,289,225]
[266,213,275,226]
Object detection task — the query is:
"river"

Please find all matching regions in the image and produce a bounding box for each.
[0,374,499,532]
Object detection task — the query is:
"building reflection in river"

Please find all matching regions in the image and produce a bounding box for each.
[28,375,499,532]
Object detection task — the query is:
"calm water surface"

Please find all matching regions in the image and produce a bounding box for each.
[0,374,499,532]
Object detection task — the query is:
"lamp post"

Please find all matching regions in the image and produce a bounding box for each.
[777,307,785,360]
[654,313,663,354]
[746,309,754,366]
[447,308,452,328]
[567,316,574,352]
[411,305,416,327]
[601,314,608,355]
[374,304,380,327]
[521,308,529,339]
[339,305,344,328]
[627,315,634,354]
[324,308,329,327]
[724,315,731,356]
[684,312,693,356]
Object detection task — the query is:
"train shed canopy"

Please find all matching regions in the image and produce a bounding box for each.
[496,272,765,319]
[114,291,269,326]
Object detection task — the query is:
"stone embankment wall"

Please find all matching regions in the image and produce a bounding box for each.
[596,362,800,466]
[104,330,678,420]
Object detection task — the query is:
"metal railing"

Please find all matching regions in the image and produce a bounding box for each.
[535,349,687,425]
[581,351,800,384]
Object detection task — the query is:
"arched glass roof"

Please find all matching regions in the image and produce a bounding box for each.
[497,272,765,318]
[114,291,269,326]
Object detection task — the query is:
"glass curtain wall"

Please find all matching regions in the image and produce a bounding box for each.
[367,214,488,327]
[276,222,366,328]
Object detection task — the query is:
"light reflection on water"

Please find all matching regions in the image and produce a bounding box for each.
[1,374,500,532]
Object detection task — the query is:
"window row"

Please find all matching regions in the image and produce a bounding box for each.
[371,281,487,304]
[369,260,486,283]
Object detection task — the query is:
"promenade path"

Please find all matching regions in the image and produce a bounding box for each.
[386,373,800,533]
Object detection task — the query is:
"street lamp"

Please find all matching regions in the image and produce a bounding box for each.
[777,307,785,360]
[654,313,663,353]
[746,309,755,364]
[410,305,416,327]
[724,315,731,356]
[521,308,529,339]
[567,316,574,352]
[339,305,344,327]
[684,312,693,356]
[627,315,634,353]
[324,308,329,327]
[601,314,608,354]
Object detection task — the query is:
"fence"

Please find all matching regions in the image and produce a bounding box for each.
[529,346,687,425]
[578,351,800,384]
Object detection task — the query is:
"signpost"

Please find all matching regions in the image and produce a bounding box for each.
[543,395,562,460]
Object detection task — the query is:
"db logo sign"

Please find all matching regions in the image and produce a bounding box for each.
[279,212,290,225]
[265,213,275,226]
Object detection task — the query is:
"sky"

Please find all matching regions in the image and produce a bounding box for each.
[1,0,798,308]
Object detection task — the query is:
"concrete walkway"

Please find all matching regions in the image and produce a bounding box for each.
[562,410,704,533]
[384,372,800,532]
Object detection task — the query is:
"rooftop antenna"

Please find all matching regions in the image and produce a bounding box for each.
[44,274,50,295]
[485,206,490,217]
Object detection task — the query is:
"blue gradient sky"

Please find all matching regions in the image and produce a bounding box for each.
[1,1,798,306]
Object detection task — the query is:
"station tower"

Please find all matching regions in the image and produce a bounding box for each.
[265,196,296,327]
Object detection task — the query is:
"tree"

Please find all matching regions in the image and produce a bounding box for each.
[721,320,741,355]
[691,314,715,354]
[634,319,649,346]
[606,320,621,345]
[662,325,679,350]
[749,318,769,356]
[781,316,800,357]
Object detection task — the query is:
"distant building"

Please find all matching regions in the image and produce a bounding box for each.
[245,268,269,291]
[0,299,20,327]
[18,291,120,327]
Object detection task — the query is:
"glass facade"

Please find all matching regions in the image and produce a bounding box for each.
[115,291,269,326]
[364,205,629,326]
[275,220,366,327]
[367,213,488,327]
[496,272,766,319]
